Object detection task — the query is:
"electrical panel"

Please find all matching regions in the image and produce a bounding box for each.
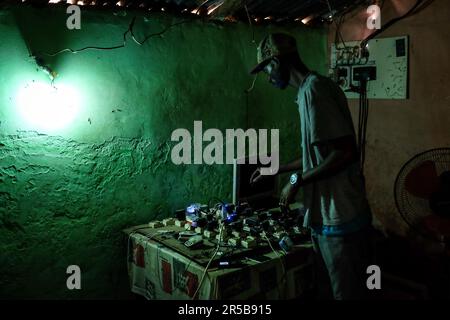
[330,36,409,99]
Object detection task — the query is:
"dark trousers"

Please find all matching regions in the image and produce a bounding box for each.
[312,226,374,300]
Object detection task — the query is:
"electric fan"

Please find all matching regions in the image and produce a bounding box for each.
[394,148,450,243]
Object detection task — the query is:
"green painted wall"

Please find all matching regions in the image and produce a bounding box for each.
[0,5,326,299]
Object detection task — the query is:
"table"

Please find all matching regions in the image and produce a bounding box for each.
[124,224,314,300]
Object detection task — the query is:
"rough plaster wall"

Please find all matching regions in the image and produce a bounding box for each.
[0,6,326,298]
[327,0,450,236]
[0,132,219,299]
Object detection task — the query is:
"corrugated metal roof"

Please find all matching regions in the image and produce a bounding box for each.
[1,0,367,24]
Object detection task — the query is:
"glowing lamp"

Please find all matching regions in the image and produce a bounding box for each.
[16,82,80,132]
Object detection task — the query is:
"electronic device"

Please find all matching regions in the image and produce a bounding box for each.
[184,235,203,248]
[203,230,216,239]
[175,219,185,227]
[241,237,257,248]
[185,203,201,222]
[206,220,218,231]
[279,234,294,252]
[148,221,163,228]
[232,155,279,210]
[178,231,197,241]
[174,208,186,220]
[246,254,271,263]
[243,216,259,226]
[228,220,243,231]
[217,260,246,269]
[162,218,175,226]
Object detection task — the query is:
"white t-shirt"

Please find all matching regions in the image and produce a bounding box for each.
[296,72,371,228]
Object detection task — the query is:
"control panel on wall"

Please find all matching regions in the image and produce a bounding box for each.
[330,36,409,99]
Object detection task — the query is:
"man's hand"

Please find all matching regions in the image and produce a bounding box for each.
[279,181,301,207]
[250,159,303,185]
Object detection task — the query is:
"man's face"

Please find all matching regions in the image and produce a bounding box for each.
[263,58,290,89]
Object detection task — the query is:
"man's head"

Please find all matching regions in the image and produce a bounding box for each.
[250,33,307,89]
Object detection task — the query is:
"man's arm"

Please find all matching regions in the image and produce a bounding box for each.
[278,158,302,175]
[279,135,357,206]
[300,135,357,184]
[250,158,302,184]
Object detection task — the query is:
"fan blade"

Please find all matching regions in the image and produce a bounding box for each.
[405,160,439,199]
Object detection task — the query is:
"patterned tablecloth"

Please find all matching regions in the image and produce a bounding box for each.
[127,231,315,300]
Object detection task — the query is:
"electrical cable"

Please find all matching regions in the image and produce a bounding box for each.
[331,1,375,67]
[243,0,259,131]
[244,74,258,129]
[362,82,369,172]
[358,83,363,169]
[37,16,190,57]
[360,84,365,170]
[262,233,287,298]
[131,19,191,46]
[326,0,340,43]
[245,75,258,93]
[326,0,367,50]
[40,19,133,56]
[358,98,362,158]
[357,79,369,173]
[207,197,225,210]
[245,90,250,129]
[191,222,225,300]
[360,0,430,50]
[244,3,256,47]
[334,13,347,48]
[127,226,158,254]
[326,0,346,50]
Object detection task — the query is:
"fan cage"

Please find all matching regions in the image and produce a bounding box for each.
[394,148,450,242]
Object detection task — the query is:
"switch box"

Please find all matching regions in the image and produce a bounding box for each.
[331,36,408,99]
[353,66,377,82]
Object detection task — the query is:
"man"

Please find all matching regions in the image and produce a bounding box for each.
[249,33,373,300]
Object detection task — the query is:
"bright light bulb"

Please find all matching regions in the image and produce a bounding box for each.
[16,82,80,132]
[207,1,223,15]
[301,15,313,24]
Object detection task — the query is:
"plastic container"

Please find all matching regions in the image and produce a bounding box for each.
[185,203,200,223]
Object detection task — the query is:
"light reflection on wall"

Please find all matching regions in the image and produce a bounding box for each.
[16,81,80,132]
